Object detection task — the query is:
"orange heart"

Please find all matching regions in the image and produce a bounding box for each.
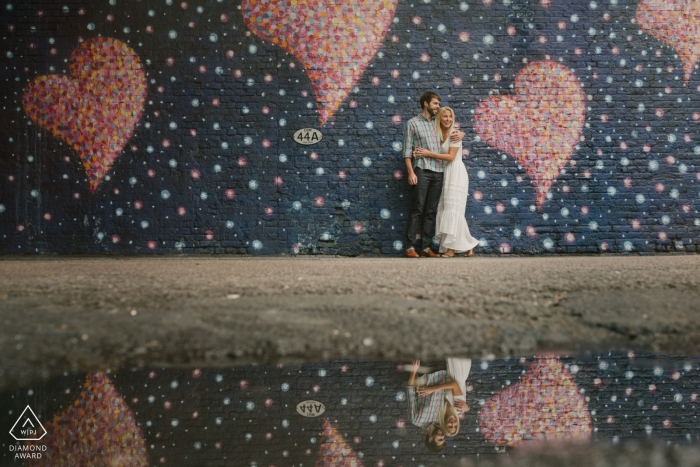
[242,0,398,125]
[474,61,585,209]
[637,0,700,83]
[479,357,592,446]
[23,38,147,193]
[24,372,148,467]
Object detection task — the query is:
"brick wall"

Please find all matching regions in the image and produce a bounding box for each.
[1,0,699,255]
[1,354,699,466]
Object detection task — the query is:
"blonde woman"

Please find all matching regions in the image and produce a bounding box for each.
[413,107,479,257]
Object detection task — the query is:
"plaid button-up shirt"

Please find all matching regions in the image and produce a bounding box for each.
[402,114,444,173]
[407,370,448,429]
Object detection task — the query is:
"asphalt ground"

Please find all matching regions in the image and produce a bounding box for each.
[1,255,700,390]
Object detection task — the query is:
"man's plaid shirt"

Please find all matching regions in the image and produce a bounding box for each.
[402,114,444,173]
[407,370,449,429]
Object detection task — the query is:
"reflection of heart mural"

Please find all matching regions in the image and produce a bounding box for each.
[25,372,148,466]
[315,419,364,467]
[637,0,700,84]
[474,61,585,209]
[242,0,397,125]
[23,38,147,193]
[479,357,592,446]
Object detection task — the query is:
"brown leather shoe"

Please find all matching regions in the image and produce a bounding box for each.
[419,248,440,258]
[405,248,420,258]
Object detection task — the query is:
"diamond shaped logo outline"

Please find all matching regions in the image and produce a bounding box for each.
[9,405,47,441]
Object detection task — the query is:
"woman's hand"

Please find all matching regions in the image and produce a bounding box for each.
[413,147,428,159]
[454,400,469,413]
[416,386,436,397]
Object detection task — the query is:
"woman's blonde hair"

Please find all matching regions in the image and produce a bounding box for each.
[439,398,461,436]
[435,107,455,144]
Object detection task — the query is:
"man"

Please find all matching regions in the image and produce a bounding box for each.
[403,92,465,257]
[406,359,448,452]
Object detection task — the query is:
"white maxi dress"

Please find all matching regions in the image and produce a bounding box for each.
[435,139,479,254]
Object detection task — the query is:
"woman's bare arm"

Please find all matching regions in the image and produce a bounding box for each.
[414,146,459,162]
[416,379,462,396]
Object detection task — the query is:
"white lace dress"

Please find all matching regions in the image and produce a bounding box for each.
[435,139,479,254]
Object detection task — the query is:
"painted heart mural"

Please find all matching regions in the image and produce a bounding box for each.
[478,357,592,446]
[474,61,585,209]
[23,37,147,193]
[637,0,700,84]
[25,372,149,467]
[315,419,364,467]
[242,0,398,125]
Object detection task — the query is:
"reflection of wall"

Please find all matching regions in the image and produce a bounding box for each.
[1,0,700,255]
[1,354,699,465]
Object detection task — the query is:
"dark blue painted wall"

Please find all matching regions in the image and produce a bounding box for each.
[1,0,699,255]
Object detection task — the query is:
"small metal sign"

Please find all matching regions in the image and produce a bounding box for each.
[295,400,326,418]
[294,128,323,145]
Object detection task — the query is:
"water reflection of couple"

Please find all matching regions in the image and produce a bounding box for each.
[403,92,479,258]
[406,358,472,453]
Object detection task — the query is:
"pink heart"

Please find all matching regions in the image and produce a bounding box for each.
[637,0,700,83]
[315,419,364,467]
[25,372,149,466]
[23,37,147,193]
[242,0,398,125]
[478,357,592,447]
[474,61,585,209]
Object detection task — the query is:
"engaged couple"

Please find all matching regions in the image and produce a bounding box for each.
[406,358,472,453]
[402,92,479,258]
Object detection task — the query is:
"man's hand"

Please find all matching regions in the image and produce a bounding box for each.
[408,172,418,186]
[450,129,466,142]
[416,386,436,397]
[454,400,470,413]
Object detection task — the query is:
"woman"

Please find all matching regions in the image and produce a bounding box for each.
[414,107,479,257]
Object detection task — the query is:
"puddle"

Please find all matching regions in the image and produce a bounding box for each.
[1,352,699,465]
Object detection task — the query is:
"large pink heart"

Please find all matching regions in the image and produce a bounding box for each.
[23,37,147,193]
[637,0,700,83]
[25,372,149,466]
[479,357,592,446]
[474,61,585,209]
[242,0,397,125]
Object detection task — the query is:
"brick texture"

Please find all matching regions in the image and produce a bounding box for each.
[1,0,699,255]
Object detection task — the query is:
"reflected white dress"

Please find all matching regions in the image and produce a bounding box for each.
[435,139,479,253]
[445,357,471,409]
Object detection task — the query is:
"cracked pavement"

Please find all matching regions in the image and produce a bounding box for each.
[1,255,699,390]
